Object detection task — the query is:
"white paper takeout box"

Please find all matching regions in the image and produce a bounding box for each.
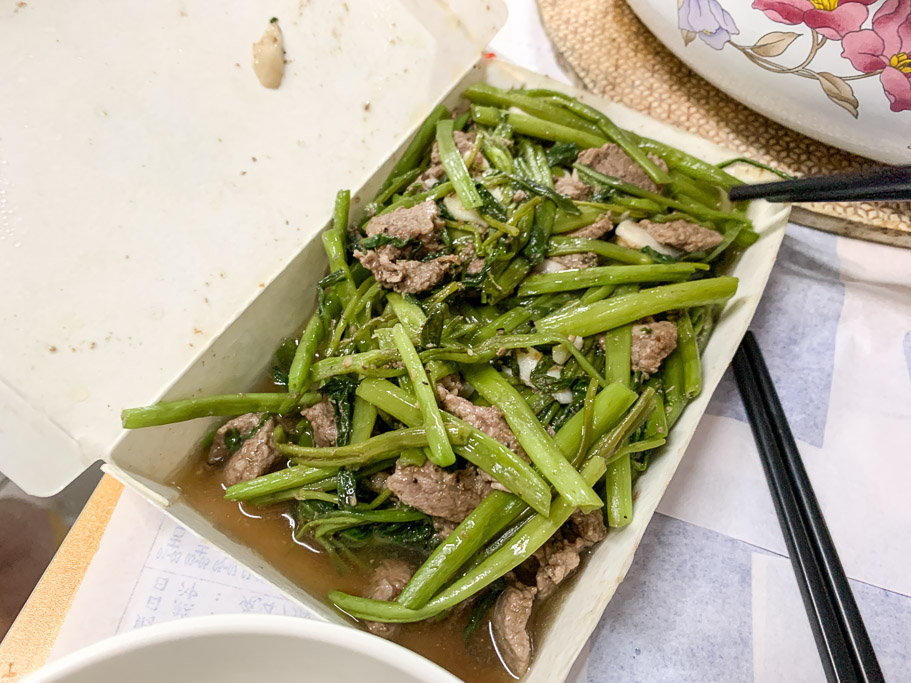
[0,1,789,680]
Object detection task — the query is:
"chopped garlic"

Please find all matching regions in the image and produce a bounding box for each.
[533,258,569,275]
[443,194,486,226]
[552,336,583,365]
[553,389,574,405]
[517,348,543,386]
[552,345,571,365]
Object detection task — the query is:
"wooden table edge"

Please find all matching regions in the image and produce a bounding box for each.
[0,475,124,682]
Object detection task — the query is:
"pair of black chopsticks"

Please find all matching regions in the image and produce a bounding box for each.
[732,332,884,683]
[728,165,911,203]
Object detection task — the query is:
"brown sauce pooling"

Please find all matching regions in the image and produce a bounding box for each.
[172,459,514,683]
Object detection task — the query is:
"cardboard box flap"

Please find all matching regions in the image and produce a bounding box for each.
[0,0,506,495]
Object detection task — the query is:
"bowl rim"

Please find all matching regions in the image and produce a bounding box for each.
[24,614,461,683]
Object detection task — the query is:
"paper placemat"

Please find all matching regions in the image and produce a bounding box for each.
[537,0,911,248]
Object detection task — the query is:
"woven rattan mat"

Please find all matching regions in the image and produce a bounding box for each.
[537,0,910,248]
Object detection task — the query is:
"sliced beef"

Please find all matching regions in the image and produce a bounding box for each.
[533,540,580,601]
[301,398,338,448]
[385,459,493,522]
[576,144,668,193]
[436,383,525,458]
[208,412,262,465]
[209,413,281,487]
[630,320,678,376]
[640,219,724,253]
[366,559,411,601]
[363,200,445,254]
[466,257,486,275]
[418,163,446,189]
[551,252,598,270]
[553,172,591,200]
[355,200,459,294]
[568,508,609,545]
[491,583,537,676]
[437,373,465,396]
[357,250,460,294]
[456,242,485,276]
[533,510,607,600]
[363,559,412,638]
[568,214,613,240]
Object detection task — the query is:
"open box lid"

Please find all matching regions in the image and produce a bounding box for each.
[0,0,507,496]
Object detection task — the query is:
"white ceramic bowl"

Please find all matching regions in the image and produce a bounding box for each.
[24,615,460,683]
[625,0,911,164]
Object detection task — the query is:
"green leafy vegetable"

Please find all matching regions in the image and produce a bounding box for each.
[322,376,360,447]
[521,200,555,266]
[224,428,243,454]
[270,367,289,387]
[318,268,346,289]
[545,141,579,167]
[476,183,507,223]
[420,303,448,349]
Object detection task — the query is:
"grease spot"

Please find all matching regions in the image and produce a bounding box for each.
[70,386,90,403]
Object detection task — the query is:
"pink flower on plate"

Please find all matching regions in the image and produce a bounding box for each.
[752,0,879,40]
[842,0,911,112]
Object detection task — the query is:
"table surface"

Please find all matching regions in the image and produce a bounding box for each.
[3,4,911,682]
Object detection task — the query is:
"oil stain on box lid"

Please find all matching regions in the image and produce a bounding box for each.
[0,0,506,495]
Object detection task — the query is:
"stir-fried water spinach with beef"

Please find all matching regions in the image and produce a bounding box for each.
[122,85,756,678]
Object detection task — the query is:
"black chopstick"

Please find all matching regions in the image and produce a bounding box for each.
[728,165,911,203]
[741,334,884,681]
[733,332,884,683]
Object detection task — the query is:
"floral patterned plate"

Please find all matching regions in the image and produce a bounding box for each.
[624,0,911,164]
